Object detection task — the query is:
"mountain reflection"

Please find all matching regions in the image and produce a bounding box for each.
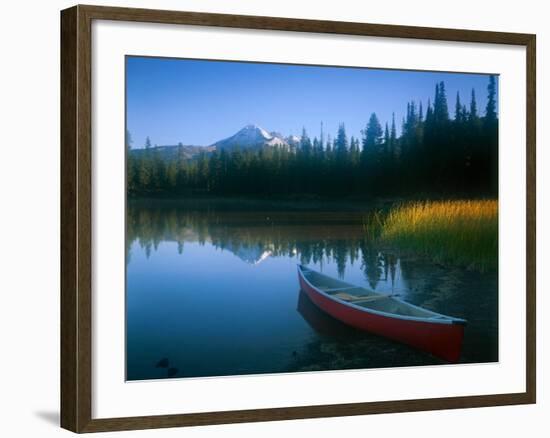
[126,200,400,289]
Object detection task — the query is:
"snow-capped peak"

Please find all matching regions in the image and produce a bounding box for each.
[241,124,272,139]
[213,124,289,150]
[285,135,302,146]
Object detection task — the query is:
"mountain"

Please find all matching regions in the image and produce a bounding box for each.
[212,124,289,151]
[272,131,303,148]
[222,242,273,265]
[285,135,301,147]
[129,144,215,161]
[129,124,300,161]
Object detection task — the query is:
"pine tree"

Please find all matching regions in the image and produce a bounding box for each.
[126,130,136,193]
[390,113,397,152]
[412,101,419,129]
[166,161,177,189]
[299,127,312,156]
[383,123,390,152]
[363,113,383,150]
[334,123,348,159]
[484,75,498,193]
[312,137,320,155]
[126,130,133,150]
[425,99,433,124]
[485,75,497,124]
[455,92,463,122]
[434,83,440,120]
[434,81,449,123]
[136,136,153,191]
[349,136,359,166]
[326,135,332,155]
[349,135,356,155]
[469,89,478,121]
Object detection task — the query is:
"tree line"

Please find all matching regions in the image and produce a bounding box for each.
[127,76,498,198]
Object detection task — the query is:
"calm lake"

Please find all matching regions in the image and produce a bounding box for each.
[126,199,498,380]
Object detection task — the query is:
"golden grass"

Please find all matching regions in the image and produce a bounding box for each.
[379,200,498,271]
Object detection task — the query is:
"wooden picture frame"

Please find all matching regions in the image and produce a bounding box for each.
[60,4,536,433]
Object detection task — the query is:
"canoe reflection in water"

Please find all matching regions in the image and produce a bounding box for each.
[297,289,359,338]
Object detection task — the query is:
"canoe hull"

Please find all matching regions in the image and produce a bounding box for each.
[298,271,465,363]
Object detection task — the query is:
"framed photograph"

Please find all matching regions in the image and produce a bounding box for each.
[60,4,536,433]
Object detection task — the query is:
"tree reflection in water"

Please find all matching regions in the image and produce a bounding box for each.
[126,200,399,290]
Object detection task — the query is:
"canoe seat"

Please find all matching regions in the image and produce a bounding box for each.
[320,286,358,293]
[333,292,387,303]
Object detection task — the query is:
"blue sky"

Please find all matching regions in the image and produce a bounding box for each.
[126,56,497,149]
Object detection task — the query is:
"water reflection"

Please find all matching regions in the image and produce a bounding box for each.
[126,200,498,380]
[127,201,402,290]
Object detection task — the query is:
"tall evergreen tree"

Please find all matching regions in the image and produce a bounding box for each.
[363,113,383,150]
[383,123,390,152]
[312,137,320,155]
[126,130,133,150]
[334,123,348,159]
[299,127,312,156]
[349,136,359,166]
[455,92,463,122]
[434,81,449,123]
[425,99,433,123]
[361,113,384,191]
[135,136,153,191]
[485,75,497,124]
[469,89,478,121]
[325,135,332,155]
[390,113,397,148]
[126,130,136,193]
[484,75,498,193]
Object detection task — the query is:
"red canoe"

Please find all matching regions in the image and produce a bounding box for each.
[297,265,466,362]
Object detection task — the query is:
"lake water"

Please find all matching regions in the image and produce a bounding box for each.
[126,199,498,380]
